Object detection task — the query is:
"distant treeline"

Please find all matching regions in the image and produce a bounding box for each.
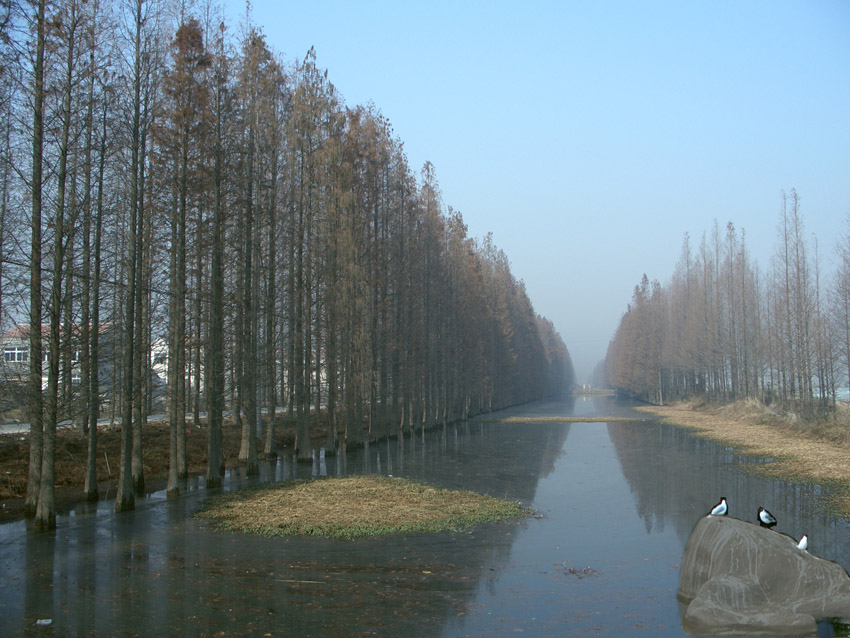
[0,1,574,528]
[605,189,848,413]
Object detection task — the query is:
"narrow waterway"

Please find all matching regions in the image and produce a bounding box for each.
[1,397,848,636]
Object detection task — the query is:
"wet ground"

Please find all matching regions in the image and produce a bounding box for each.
[1,396,848,636]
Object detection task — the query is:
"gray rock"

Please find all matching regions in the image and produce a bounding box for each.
[678,515,850,636]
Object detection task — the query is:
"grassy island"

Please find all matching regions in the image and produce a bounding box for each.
[196,476,528,540]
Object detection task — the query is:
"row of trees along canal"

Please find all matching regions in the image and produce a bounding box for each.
[604,189,849,417]
[0,1,575,530]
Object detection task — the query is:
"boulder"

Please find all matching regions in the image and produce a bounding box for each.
[678,515,850,636]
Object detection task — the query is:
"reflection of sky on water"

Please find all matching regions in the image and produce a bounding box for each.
[451,412,685,636]
[1,396,848,636]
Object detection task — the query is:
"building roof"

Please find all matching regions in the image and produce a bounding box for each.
[1,323,115,340]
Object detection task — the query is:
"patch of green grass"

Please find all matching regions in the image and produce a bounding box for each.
[196,476,528,540]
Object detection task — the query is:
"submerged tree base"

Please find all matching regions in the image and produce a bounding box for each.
[196,476,528,540]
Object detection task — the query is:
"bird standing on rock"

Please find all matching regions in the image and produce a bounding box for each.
[709,497,728,516]
[758,506,777,528]
[797,535,808,551]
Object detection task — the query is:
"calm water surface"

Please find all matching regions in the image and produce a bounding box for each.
[1,396,849,636]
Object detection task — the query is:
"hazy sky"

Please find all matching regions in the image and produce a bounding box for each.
[224,0,850,382]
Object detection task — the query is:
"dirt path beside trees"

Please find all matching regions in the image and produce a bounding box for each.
[639,401,850,514]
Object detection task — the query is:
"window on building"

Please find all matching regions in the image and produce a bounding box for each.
[4,346,29,363]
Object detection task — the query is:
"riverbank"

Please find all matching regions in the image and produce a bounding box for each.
[0,418,321,522]
[638,400,850,514]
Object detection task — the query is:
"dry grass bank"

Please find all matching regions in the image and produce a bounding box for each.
[637,400,850,514]
[196,476,527,540]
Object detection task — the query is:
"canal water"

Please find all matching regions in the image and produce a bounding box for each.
[1,396,848,636]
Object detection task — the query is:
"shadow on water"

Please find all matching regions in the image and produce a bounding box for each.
[1,395,849,636]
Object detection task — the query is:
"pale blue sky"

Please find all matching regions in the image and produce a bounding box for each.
[225,0,850,382]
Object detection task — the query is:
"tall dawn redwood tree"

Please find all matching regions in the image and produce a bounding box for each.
[235,28,276,474]
[82,0,109,503]
[161,16,211,496]
[204,17,230,490]
[26,0,47,519]
[37,0,86,531]
[116,0,149,513]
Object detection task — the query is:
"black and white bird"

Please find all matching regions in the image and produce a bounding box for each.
[797,534,808,551]
[709,497,728,517]
[758,506,777,528]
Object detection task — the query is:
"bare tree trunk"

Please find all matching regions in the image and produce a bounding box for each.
[263,152,279,458]
[166,187,180,496]
[238,92,258,473]
[38,1,82,529]
[84,104,107,502]
[132,109,150,496]
[192,247,202,430]
[82,6,100,502]
[205,25,227,489]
